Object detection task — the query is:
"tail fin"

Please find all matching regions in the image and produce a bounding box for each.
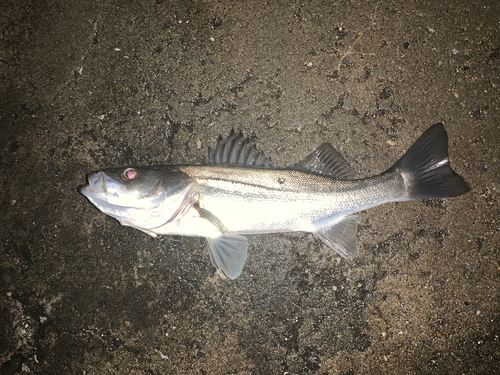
[387,123,470,200]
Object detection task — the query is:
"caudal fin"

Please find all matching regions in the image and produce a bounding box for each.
[388,123,470,200]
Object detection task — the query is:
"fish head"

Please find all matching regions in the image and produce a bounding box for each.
[79,166,196,233]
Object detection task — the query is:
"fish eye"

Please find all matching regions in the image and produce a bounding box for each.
[122,168,138,180]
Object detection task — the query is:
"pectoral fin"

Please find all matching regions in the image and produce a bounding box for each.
[196,206,230,235]
[205,235,248,279]
[194,205,248,279]
[314,215,359,258]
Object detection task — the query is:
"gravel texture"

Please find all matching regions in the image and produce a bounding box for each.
[1,0,498,374]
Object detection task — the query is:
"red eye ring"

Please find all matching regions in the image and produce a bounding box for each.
[122,168,138,180]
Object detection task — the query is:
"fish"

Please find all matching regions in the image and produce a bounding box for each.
[79,123,470,279]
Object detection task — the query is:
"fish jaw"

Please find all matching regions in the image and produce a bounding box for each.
[79,171,133,221]
[79,172,105,202]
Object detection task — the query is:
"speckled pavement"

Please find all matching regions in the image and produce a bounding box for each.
[1,1,498,374]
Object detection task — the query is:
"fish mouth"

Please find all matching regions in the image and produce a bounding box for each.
[79,172,131,210]
[79,171,125,215]
[79,172,107,198]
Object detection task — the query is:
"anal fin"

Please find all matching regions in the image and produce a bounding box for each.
[314,215,358,258]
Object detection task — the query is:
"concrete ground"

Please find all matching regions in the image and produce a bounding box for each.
[1,0,498,374]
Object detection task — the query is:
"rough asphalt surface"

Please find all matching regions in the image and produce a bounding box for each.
[1,0,499,374]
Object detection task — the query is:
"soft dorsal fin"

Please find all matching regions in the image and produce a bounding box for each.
[291,143,356,180]
[206,129,273,168]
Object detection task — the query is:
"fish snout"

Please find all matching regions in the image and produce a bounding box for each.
[79,172,106,196]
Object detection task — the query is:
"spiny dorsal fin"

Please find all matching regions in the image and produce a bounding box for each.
[206,128,273,168]
[291,143,356,180]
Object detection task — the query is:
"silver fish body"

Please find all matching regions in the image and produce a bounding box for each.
[176,165,403,235]
[80,124,469,279]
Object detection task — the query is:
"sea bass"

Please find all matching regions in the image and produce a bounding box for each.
[79,123,469,279]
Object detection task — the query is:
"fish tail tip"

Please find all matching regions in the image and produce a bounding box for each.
[390,123,470,200]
